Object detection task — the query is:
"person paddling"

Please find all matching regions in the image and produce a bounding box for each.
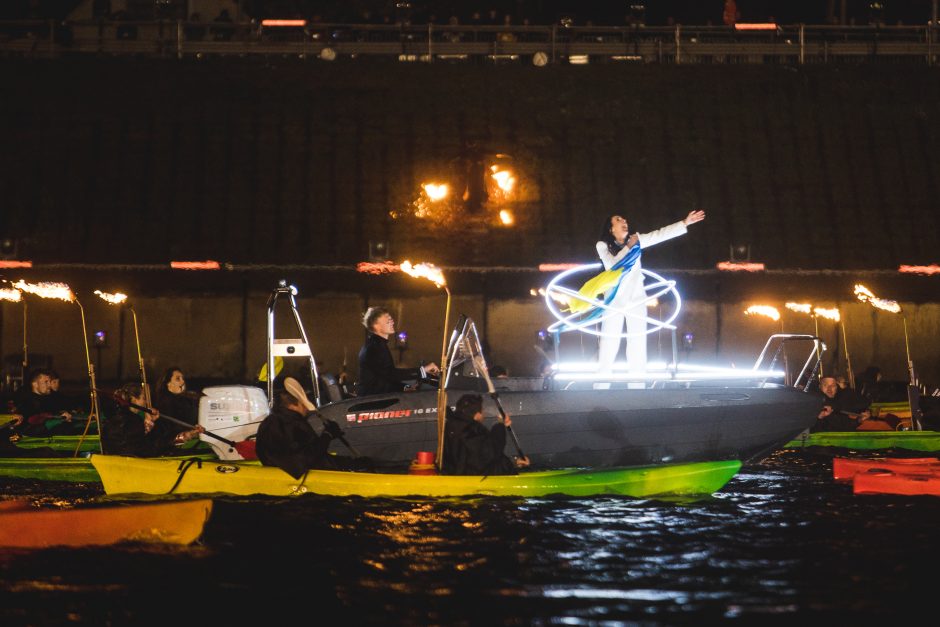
[256,388,371,479]
[441,393,530,475]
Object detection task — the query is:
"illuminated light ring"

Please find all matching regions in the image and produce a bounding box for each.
[543,263,682,339]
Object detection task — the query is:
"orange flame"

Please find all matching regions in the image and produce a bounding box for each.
[744,305,780,321]
[13,280,75,302]
[814,307,840,322]
[0,287,22,302]
[785,302,812,315]
[422,183,449,202]
[357,261,400,275]
[400,260,446,288]
[0,260,32,269]
[490,166,516,194]
[94,290,128,305]
[854,284,901,314]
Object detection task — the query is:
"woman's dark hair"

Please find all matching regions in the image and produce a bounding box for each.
[274,389,301,413]
[153,366,184,407]
[156,367,183,393]
[599,214,623,255]
[116,381,143,403]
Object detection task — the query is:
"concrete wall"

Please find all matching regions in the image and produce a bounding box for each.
[5,292,938,391]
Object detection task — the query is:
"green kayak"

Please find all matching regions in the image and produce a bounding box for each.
[90,454,743,498]
[11,434,209,455]
[785,430,940,452]
[0,451,222,483]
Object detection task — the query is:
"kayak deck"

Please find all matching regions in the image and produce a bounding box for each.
[90,454,742,499]
[785,430,940,452]
[833,456,940,481]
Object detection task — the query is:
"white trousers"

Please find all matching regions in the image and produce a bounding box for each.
[598,300,648,375]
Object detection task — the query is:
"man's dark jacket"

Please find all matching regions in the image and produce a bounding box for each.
[357,332,421,396]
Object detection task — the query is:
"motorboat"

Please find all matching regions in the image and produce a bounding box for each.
[197,281,824,471]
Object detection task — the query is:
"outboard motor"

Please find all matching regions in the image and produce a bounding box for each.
[198,385,269,460]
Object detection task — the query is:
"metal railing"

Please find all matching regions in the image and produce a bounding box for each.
[0,20,937,65]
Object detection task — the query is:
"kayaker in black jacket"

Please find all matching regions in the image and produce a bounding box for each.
[356,306,439,396]
[441,393,530,475]
[256,389,368,479]
[812,376,872,432]
[102,382,203,457]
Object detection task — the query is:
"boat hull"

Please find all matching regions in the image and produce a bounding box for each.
[318,384,819,469]
[0,498,213,548]
[90,454,742,498]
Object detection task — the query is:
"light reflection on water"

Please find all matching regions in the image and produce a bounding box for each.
[1,450,939,625]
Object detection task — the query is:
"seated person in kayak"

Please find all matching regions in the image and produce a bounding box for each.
[11,368,75,437]
[256,389,370,479]
[356,306,440,396]
[812,376,897,432]
[152,366,200,441]
[441,393,530,475]
[102,382,204,457]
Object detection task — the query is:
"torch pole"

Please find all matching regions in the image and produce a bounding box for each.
[21,300,28,388]
[435,286,452,470]
[73,299,103,457]
[130,306,151,407]
[841,320,855,389]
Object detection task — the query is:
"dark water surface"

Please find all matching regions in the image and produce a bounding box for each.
[2,450,938,626]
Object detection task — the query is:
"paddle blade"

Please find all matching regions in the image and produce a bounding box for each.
[471,354,497,394]
[284,377,316,411]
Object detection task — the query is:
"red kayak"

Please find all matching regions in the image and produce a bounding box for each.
[0,498,213,548]
[853,469,940,496]
[832,456,940,482]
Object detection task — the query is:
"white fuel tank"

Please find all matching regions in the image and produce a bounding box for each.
[198,385,269,460]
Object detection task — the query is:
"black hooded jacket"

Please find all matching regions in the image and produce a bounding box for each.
[441,408,518,476]
[256,406,334,479]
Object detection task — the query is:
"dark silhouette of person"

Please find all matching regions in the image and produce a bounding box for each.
[458,141,488,214]
[441,393,529,475]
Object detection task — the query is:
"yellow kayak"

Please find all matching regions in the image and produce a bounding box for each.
[0,498,213,548]
[90,454,742,498]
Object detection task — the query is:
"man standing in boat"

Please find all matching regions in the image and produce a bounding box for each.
[591,210,705,385]
[356,306,440,396]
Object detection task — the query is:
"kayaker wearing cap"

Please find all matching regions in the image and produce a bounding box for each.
[441,393,529,475]
[256,388,362,479]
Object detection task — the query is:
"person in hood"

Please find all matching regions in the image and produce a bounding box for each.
[441,393,529,475]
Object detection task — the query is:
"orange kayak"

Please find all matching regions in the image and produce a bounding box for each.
[833,457,940,481]
[853,470,940,496]
[0,498,213,548]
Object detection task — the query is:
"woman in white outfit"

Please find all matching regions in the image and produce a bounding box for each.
[595,210,706,383]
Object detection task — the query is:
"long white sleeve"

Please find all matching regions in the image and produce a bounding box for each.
[636,221,687,249]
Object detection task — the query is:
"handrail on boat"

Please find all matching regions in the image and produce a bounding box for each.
[266,280,321,407]
[753,333,824,390]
